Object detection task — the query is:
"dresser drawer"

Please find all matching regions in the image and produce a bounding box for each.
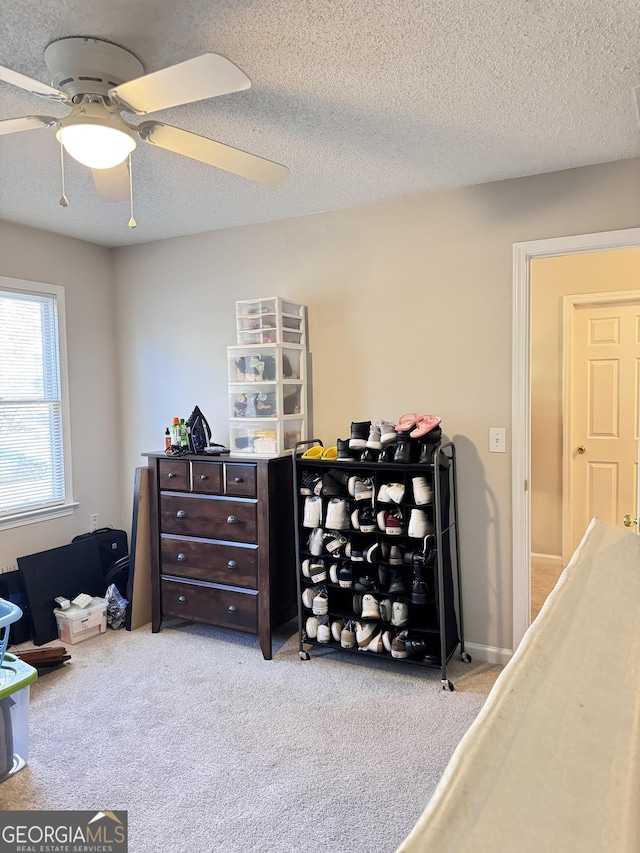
[160,493,257,542]
[161,578,258,632]
[192,461,223,494]
[158,459,190,491]
[224,463,256,497]
[161,536,258,587]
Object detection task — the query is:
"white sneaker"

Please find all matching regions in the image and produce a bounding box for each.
[303,496,323,528]
[331,619,344,642]
[377,484,392,503]
[312,588,329,615]
[309,559,327,583]
[412,476,433,506]
[379,599,393,622]
[302,587,317,609]
[301,558,311,578]
[341,620,357,649]
[354,478,374,501]
[386,482,405,504]
[308,527,324,555]
[361,594,380,619]
[316,617,331,643]
[363,632,384,653]
[325,497,349,530]
[351,508,360,529]
[391,601,409,627]
[305,616,318,638]
[382,630,393,652]
[329,562,339,584]
[379,420,398,446]
[408,509,432,538]
[356,622,376,648]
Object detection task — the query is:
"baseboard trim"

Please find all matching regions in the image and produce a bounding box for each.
[531,552,563,566]
[464,642,513,666]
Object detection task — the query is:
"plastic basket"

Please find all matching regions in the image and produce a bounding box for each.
[0,599,23,669]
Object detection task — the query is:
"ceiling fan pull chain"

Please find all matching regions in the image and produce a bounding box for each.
[128,153,136,228]
[59,140,69,208]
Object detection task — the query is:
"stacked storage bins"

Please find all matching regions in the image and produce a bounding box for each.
[0,600,37,781]
[228,298,310,456]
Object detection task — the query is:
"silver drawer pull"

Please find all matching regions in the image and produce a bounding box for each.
[227,560,237,569]
[178,595,186,603]
[200,474,208,480]
[176,510,186,519]
[167,472,176,479]
[227,515,238,524]
[227,605,237,614]
[234,476,243,483]
[177,553,187,562]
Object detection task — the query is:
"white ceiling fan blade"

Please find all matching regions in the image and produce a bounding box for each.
[92,163,130,204]
[0,64,67,101]
[138,121,289,186]
[0,115,57,135]
[109,54,251,115]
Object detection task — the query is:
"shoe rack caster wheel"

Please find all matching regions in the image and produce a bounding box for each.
[442,680,454,691]
[461,651,472,664]
[299,651,310,661]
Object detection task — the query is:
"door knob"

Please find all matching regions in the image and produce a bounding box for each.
[576,445,587,454]
[623,514,638,527]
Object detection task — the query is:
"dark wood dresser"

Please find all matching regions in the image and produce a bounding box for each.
[144,452,297,659]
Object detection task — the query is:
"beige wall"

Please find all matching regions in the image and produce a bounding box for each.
[114,157,640,655]
[530,247,640,557]
[0,220,123,569]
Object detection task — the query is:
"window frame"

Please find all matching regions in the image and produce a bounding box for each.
[0,275,77,529]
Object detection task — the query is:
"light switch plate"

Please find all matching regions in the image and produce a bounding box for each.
[489,427,506,453]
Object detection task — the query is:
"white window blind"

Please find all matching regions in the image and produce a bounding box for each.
[0,284,68,518]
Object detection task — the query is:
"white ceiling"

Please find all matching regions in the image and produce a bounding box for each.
[1,1,639,249]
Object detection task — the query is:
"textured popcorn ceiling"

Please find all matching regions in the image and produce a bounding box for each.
[0,1,639,248]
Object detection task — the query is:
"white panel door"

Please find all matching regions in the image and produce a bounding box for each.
[569,300,640,553]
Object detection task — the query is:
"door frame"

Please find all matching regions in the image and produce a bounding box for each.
[512,228,640,650]
[562,290,640,564]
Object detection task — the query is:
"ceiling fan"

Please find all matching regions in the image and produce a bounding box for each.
[0,36,289,214]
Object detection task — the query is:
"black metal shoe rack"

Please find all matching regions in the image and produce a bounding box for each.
[292,440,471,690]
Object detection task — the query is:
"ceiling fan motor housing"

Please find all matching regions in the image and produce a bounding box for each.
[44,37,144,101]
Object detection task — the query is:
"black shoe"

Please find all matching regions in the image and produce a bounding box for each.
[378,445,396,463]
[405,637,427,659]
[320,473,343,496]
[354,575,377,592]
[411,572,429,604]
[388,567,407,594]
[394,432,412,463]
[328,467,350,487]
[337,438,355,460]
[360,446,379,462]
[349,421,371,451]
[418,427,442,463]
[299,470,322,495]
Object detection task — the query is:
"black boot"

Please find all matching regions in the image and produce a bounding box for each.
[394,431,412,463]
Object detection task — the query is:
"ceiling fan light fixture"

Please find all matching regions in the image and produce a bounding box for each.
[56,118,136,170]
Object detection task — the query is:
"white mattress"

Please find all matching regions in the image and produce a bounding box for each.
[396,518,640,853]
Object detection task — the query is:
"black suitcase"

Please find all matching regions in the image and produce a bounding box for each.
[71,527,128,577]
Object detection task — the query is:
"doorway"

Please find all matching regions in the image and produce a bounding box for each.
[512,228,640,650]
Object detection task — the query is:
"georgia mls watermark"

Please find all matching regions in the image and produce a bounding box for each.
[0,811,127,853]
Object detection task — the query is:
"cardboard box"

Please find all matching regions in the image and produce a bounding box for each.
[53,597,107,645]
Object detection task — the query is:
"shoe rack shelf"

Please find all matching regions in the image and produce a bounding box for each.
[292,440,470,690]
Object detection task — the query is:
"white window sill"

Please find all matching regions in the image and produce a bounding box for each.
[0,502,80,531]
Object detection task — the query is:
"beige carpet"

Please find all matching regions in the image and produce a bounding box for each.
[2,620,501,852]
[531,560,565,621]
